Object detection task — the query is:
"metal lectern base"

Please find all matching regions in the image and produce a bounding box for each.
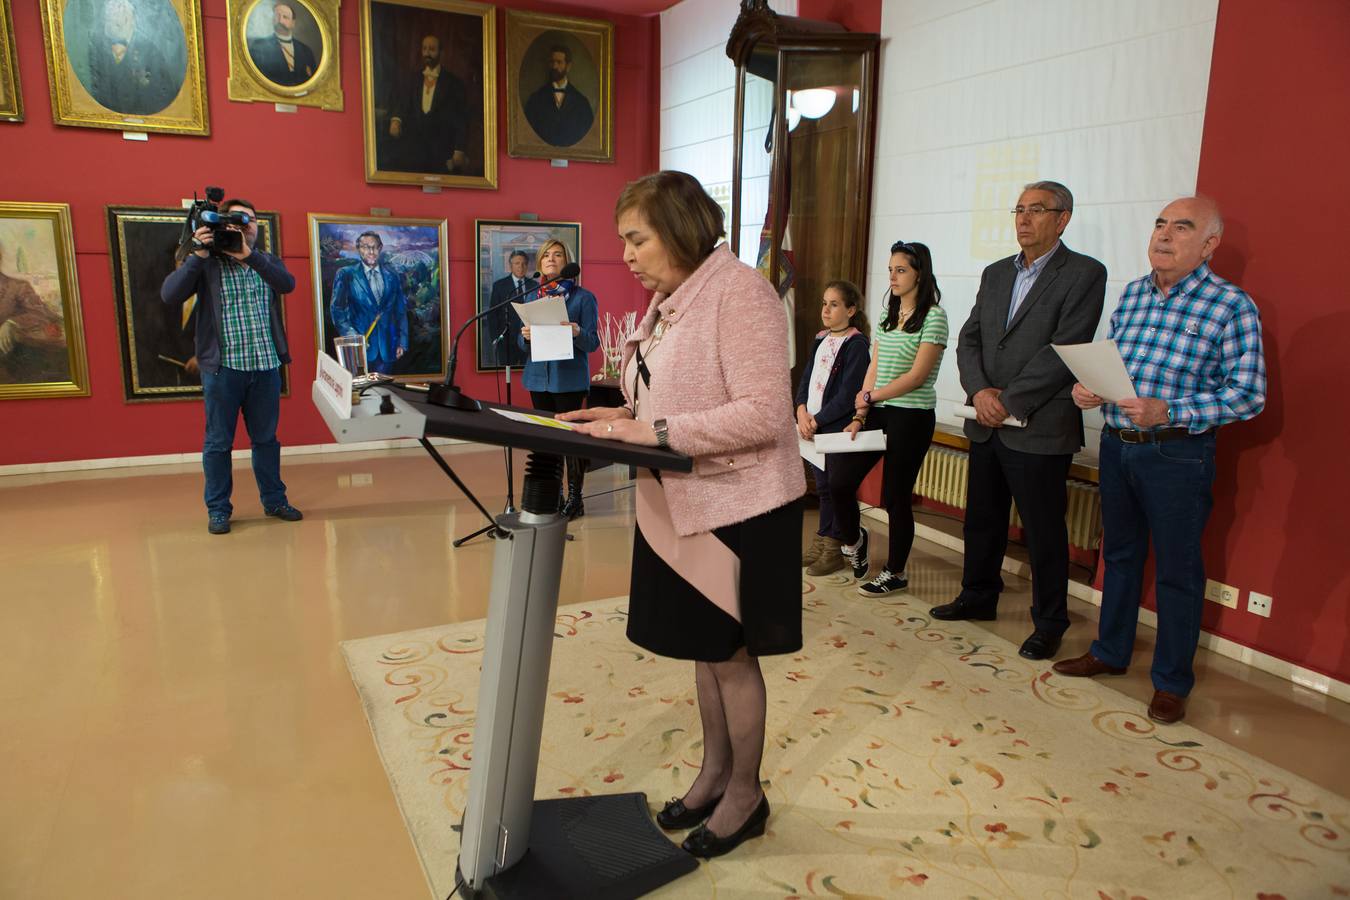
[463,793,697,900]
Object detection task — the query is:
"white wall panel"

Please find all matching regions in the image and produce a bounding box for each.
[659,0,797,222]
[870,0,1218,458]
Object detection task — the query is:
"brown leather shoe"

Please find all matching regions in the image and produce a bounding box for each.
[1051,651,1127,678]
[1147,690,1186,724]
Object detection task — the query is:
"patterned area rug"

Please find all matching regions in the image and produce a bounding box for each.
[342,572,1349,900]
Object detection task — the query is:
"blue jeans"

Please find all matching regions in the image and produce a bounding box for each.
[1090,430,1216,696]
[809,461,836,538]
[201,366,287,518]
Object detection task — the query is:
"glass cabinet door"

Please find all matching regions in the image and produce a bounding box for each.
[728,3,878,383]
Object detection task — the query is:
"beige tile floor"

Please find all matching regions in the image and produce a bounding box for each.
[2,445,1346,899]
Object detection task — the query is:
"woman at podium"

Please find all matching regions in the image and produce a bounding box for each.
[518,239,600,518]
[562,171,805,858]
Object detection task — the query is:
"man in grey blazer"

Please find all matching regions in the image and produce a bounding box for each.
[933,181,1106,660]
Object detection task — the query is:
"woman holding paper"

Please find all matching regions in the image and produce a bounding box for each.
[559,171,804,859]
[828,240,948,596]
[519,239,600,518]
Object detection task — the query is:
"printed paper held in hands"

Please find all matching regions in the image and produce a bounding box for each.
[815,431,887,453]
[1052,340,1138,402]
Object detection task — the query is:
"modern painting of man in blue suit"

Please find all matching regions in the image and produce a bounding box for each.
[330,231,408,375]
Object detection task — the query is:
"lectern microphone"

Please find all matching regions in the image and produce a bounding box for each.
[428,263,581,410]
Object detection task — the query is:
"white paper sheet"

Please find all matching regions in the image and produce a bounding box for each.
[529,325,573,362]
[490,408,576,430]
[815,430,887,453]
[954,405,1027,427]
[510,296,568,326]
[798,437,826,469]
[1052,340,1138,402]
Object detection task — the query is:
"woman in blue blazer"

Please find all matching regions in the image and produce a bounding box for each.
[519,238,600,518]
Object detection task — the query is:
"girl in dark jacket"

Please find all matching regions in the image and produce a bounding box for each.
[794,280,871,575]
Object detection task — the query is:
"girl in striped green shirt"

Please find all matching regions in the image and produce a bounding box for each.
[828,241,948,597]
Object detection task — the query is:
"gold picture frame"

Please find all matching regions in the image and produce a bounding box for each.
[359,0,497,189]
[0,202,90,400]
[226,0,343,111]
[505,9,613,163]
[38,0,209,136]
[307,213,450,381]
[0,0,23,122]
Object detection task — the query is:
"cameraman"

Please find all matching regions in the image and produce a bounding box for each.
[161,197,303,535]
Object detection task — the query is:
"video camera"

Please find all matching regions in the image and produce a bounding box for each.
[185,186,252,255]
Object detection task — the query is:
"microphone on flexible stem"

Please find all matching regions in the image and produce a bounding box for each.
[427,263,581,410]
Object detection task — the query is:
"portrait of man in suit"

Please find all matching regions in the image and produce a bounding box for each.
[522,43,594,148]
[81,0,183,115]
[484,249,536,368]
[247,0,320,88]
[386,33,471,175]
[329,231,409,375]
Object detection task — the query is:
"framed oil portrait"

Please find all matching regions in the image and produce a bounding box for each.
[308,214,449,380]
[0,202,89,400]
[227,0,343,111]
[359,0,496,189]
[505,10,612,163]
[107,205,289,402]
[39,0,209,136]
[1,0,23,122]
[474,219,580,372]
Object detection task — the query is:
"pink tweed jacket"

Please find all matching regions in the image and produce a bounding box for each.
[620,244,805,536]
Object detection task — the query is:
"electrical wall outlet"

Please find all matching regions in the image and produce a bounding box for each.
[1205,579,1239,609]
[1247,591,1273,618]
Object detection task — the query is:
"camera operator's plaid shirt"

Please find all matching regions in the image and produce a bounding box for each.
[1105,262,1265,433]
[219,256,280,371]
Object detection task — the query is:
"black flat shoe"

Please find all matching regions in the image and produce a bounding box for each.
[1018,630,1063,660]
[681,794,770,858]
[655,794,721,830]
[930,598,997,621]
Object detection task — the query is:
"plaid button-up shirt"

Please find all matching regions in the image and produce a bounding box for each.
[219,256,280,371]
[1106,262,1265,433]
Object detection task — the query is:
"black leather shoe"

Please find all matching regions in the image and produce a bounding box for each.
[655,793,721,830]
[681,794,770,858]
[929,598,997,621]
[561,493,585,520]
[1018,630,1063,660]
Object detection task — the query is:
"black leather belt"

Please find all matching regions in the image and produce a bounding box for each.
[1106,425,1198,444]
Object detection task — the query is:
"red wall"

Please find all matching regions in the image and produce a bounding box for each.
[0,0,659,466]
[1184,0,1350,683]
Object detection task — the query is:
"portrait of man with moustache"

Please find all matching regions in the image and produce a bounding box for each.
[247,0,320,87]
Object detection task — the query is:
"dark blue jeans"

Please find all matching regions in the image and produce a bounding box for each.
[1090,429,1216,696]
[808,461,836,538]
[201,366,287,518]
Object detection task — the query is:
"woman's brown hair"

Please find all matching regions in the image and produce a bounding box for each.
[614,171,726,273]
[824,279,871,339]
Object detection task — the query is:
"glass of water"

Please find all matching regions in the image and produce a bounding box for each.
[333,334,368,379]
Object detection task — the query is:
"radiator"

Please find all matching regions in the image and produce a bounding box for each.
[913,446,1102,550]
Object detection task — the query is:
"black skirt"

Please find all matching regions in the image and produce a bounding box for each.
[626,498,804,662]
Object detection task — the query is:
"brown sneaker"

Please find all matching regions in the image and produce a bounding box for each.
[806,539,847,576]
[1051,652,1127,678]
[801,534,826,568]
[1147,690,1186,724]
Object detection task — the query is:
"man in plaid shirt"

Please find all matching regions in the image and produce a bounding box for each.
[1054,197,1266,724]
[162,198,303,535]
